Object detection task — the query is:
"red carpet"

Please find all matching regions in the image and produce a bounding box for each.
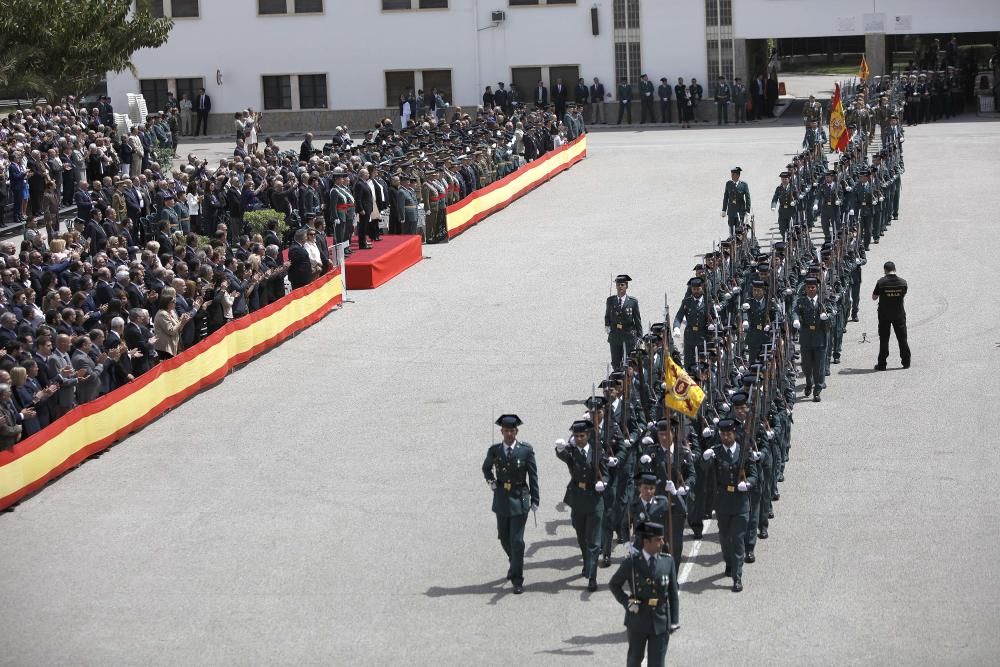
[344,234,423,289]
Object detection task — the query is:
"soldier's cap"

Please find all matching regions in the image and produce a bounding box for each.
[598,379,617,389]
[653,418,672,432]
[570,419,594,434]
[615,274,632,284]
[609,370,626,382]
[774,241,787,251]
[826,169,837,177]
[756,264,771,273]
[650,322,666,334]
[496,414,522,428]
[637,472,659,486]
[660,77,668,82]
[717,418,738,432]
[637,521,665,538]
[889,114,898,119]
[807,264,821,274]
[749,362,764,375]
[786,163,794,169]
[752,280,767,290]
[686,362,701,375]
[730,166,742,173]
[584,396,608,410]
[780,171,790,178]
[804,276,819,285]
[741,374,757,387]
[731,391,749,406]
[859,168,871,176]
[629,347,648,359]
[693,263,704,271]
[687,276,704,287]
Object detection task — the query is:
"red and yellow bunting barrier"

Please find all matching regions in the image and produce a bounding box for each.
[447,134,587,238]
[0,268,343,510]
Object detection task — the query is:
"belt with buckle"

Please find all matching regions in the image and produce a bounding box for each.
[809,325,816,330]
[577,482,588,490]
[756,325,763,330]
[691,326,699,331]
[616,324,623,329]
[726,485,736,492]
[503,482,512,491]
[644,598,660,606]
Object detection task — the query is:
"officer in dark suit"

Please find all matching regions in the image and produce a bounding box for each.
[608,521,679,667]
[792,276,830,401]
[721,166,751,233]
[556,418,609,592]
[552,78,568,119]
[701,418,757,592]
[671,277,712,369]
[657,78,672,123]
[872,260,910,370]
[638,74,655,123]
[605,274,642,372]
[617,78,633,125]
[533,80,548,109]
[482,414,540,595]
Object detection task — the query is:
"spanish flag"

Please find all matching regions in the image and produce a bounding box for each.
[664,356,705,418]
[859,55,870,82]
[829,83,848,153]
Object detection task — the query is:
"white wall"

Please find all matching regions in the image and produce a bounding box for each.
[734,0,1000,39]
[107,0,719,115]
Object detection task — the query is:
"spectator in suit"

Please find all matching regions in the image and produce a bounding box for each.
[534,80,548,110]
[287,227,313,290]
[46,333,83,419]
[589,77,607,125]
[12,363,52,436]
[299,133,316,162]
[552,78,568,119]
[352,168,375,250]
[766,75,779,118]
[124,308,157,377]
[70,335,106,404]
[752,74,766,121]
[195,88,211,136]
[0,383,23,450]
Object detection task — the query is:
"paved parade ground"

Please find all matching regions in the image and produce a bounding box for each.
[2,117,1000,665]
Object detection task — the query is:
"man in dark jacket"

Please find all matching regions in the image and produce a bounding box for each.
[287,227,313,290]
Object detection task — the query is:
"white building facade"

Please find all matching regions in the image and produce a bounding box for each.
[106,0,1000,133]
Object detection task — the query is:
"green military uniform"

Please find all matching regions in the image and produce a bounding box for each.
[792,277,830,400]
[608,522,679,667]
[604,274,642,372]
[482,414,540,594]
[556,419,609,590]
[398,177,419,236]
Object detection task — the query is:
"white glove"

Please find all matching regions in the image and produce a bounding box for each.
[835,199,842,206]
[664,480,676,494]
[641,436,654,446]
[720,210,726,218]
[766,429,775,440]
[608,456,619,467]
[732,286,741,295]
[677,486,688,496]
[673,327,681,337]
[720,402,730,412]
[530,503,539,513]
[737,481,749,492]
[812,204,819,213]
[764,324,771,332]
[606,326,611,334]
[712,416,720,425]
[770,205,776,211]
[845,186,853,192]
[702,448,715,460]
[701,427,714,438]
[741,302,750,312]
[595,481,606,492]
[628,600,640,614]
[784,287,793,296]
[488,480,497,491]
[750,451,762,462]
[793,319,801,329]
[819,312,829,321]
[742,320,749,331]
[848,209,856,217]
[639,454,652,464]
[707,323,716,332]
[555,438,567,452]
[625,542,640,556]
[647,421,655,429]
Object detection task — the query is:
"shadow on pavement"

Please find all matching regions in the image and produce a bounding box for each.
[838,367,903,375]
[683,570,732,595]
[536,630,627,657]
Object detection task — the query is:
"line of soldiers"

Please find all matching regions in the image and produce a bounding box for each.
[480,79,911,667]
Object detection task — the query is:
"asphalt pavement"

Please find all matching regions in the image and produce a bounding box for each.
[1,115,999,666]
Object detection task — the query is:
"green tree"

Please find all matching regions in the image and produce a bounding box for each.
[0,0,172,102]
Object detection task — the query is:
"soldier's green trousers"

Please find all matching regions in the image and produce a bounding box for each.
[572,505,604,579]
[496,513,528,585]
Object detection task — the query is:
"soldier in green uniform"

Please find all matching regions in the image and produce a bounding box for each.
[792,276,830,401]
[330,168,356,255]
[714,75,731,125]
[672,276,712,369]
[801,94,823,126]
[482,414,540,594]
[617,78,633,125]
[637,418,695,568]
[608,521,679,667]
[721,167,751,233]
[741,280,772,363]
[639,74,655,124]
[769,171,798,240]
[630,473,668,528]
[701,417,757,592]
[556,417,610,592]
[605,274,643,372]
[731,389,770,563]
[398,174,420,235]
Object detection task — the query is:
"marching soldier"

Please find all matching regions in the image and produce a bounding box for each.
[701,417,757,592]
[637,418,695,568]
[817,169,842,242]
[792,276,830,402]
[741,279,772,364]
[721,167,751,233]
[672,276,713,369]
[850,168,880,251]
[556,417,610,592]
[608,522,679,667]
[732,390,770,563]
[801,94,823,126]
[481,414,540,594]
[630,473,669,528]
[769,171,798,240]
[605,274,643,372]
[590,390,629,568]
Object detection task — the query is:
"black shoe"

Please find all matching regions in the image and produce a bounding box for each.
[873,239,880,244]
[759,529,769,539]
[902,361,910,369]
[693,529,703,539]
[745,551,756,563]
[600,556,611,568]
[851,315,859,322]
[874,364,887,371]
[767,509,775,518]
[833,356,841,364]
[892,215,898,220]
[344,247,353,255]
[732,577,743,593]
[513,583,524,594]
[824,369,831,376]
[588,578,598,592]
[580,568,587,579]
[773,492,781,500]
[813,394,821,403]
[804,385,812,397]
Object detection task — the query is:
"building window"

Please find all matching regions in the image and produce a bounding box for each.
[298,74,328,109]
[294,0,323,11]
[263,75,292,110]
[140,79,169,114]
[174,77,205,105]
[259,0,288,14]
[421,69,452,103]
[511,67,542,104]
[510,0,575,5]
[383,0,448,9]
[144,0,199,17]
[385,71,416,107]
[613,0,641,90]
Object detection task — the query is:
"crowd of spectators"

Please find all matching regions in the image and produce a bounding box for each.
[0,84,578,448]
